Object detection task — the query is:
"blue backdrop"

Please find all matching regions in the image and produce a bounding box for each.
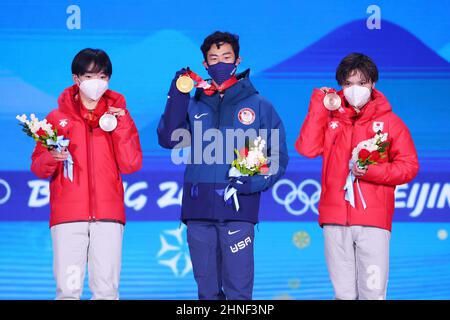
[0,0,449,299]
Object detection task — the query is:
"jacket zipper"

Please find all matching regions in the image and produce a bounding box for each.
[347,121,356,226]
[217,95,224,128]
[86,125,96,221]
[213,95,224,220]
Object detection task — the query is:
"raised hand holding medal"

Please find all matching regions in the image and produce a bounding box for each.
[175,67,211,93]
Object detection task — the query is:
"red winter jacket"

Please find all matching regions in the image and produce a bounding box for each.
[295,88,419,231]
[31,85,143,227]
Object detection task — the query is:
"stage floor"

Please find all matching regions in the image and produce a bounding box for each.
[0,221,449,300]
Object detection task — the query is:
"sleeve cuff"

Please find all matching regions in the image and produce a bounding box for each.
[310,89,329,115]
[116,110,133,126]
[361,163,384,183]
[250,175,270,193]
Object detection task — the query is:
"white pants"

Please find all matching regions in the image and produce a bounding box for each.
[50,221,124,300]
[323,224,391,300]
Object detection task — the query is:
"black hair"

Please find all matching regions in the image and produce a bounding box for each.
[71,48,112,77]
[200,31,240,61]
[335,53,378,85]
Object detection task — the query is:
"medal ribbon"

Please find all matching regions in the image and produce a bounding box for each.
[185,69,238,96]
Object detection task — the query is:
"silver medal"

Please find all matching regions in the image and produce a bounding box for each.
[99,113,117,132]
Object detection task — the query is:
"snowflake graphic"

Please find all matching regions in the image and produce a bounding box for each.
[59,119,68,127]
[157,225,192,277]
[329,121,339,130]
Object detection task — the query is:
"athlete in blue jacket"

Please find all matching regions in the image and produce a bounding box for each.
[157,31,289,300]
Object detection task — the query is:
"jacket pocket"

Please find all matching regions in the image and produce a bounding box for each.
[359,181,385,209]
[49,167,63,199]
[323,129,340,189]
[385,186,395,213]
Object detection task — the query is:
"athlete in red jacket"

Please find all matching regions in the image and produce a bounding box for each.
[295,53,419,300]
[31,48,142,300]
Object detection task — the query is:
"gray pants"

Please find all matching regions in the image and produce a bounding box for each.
[323,224,391,300]
[50,221,124,300]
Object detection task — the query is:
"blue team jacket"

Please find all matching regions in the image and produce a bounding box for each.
[157,69,289,224]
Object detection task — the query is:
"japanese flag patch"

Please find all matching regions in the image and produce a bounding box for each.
[373,121,384,133]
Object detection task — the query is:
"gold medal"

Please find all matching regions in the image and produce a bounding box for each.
[176,75,195,93]
[323,92,342,111]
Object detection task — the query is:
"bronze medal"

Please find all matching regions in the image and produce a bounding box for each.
[323,92,342,111]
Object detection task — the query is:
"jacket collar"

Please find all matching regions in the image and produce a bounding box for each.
[195,69,258,110]
[57,84,126,118]
[334,88,392,124]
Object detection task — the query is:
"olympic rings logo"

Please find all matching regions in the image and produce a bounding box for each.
[272,179,321,216]
[0,179,11,205]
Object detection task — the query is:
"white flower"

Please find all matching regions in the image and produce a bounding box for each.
[374,132,388,143]
[28,121,41,134]
[245,149,265,170]
[24,113,41,134]
[16,114,27,123]
[253,136,264,148]
[367,143,379,152]
[258,141,265,152]
[40,119,54,137]
[236,137,268,172]
[245,151,259,168]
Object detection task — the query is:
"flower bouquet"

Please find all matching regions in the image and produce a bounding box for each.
[344,130,390,209]
[231,136,269,176]
[352,131,389,169]
[222,136,269,211]
[17,114,73,181]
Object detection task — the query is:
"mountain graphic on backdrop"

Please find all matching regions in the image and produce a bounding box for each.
[0,67,56,113]
[261,19,450,78]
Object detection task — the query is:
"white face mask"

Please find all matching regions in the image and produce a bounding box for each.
[343,85,371,109]
[79,78,108,101]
